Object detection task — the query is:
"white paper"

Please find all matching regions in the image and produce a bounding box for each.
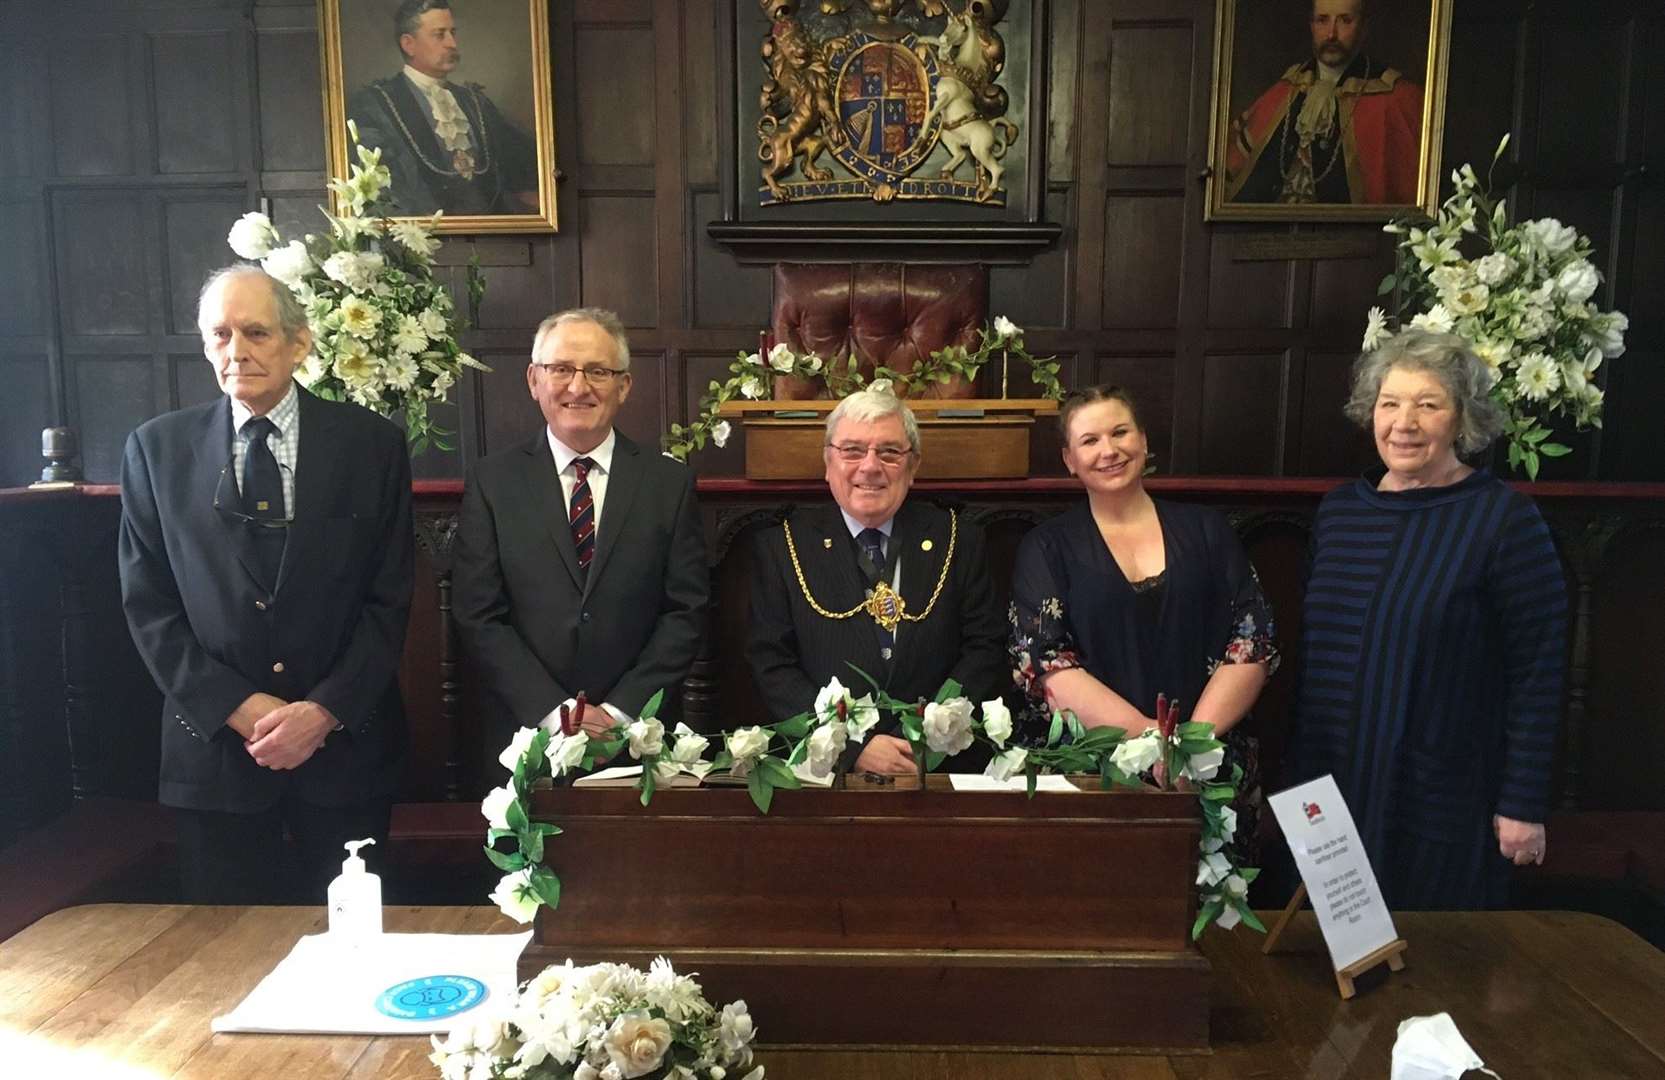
[1269,775,1400,970]
[948,773,1081,793]
[572,764,646,785]
[212,931,531,1035]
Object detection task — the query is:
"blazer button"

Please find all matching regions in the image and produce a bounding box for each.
[255,600,268,611]
[272,661,285,673]
[581,612,591,622]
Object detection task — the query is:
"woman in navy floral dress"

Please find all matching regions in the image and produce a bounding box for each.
[1009,386,1279,849]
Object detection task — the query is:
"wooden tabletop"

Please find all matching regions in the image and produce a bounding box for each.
[2,905,1662,1078]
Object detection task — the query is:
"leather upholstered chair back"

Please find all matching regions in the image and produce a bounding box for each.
[771,264,987,397]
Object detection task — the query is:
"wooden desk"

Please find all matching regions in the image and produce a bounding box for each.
[3,905,1663,1078]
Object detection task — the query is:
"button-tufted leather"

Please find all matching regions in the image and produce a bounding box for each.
[772,264,987,399]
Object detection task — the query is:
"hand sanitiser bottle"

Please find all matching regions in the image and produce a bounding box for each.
[328,838,382,941]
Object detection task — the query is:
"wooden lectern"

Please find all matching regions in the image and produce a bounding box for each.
[522,778,1210,1051]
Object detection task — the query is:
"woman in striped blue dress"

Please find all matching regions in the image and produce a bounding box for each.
[1290,330,1567,909]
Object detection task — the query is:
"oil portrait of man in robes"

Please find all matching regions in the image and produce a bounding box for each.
[321,0,557,232]
[1209,0,1450,221]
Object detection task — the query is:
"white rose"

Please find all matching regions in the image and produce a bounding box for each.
[804,721,847,778]
[547,731,590,776]
[627,718,665,760]
[717,1001,757,1065]
[922,697,975,755]
[489,868,541,924]
[260,240,312,285]
[668,723,710,765]
[711,420,732,449]
[1524,217,1579,257]
[227,211,278,259]
[497,726,538,771]
[1215,902,1243,931]
[845,694,880,740]
[866,378,893,395]
[1219,804,1238,841]
[481,785,516,830]
[813,677,851,722]
[992,315,1021,340]
[1223,872,1248,898]
[603,1012,673,1078]
[1473,251,1515,286]
[984,747,1028,783]
[1182,746,1225,782]
[979,698,1012,748]
[573,1064,601,1080]
[1110,732,1162,775]
[1443,282,1490,317]
[1427,264,1472,297]
[767,342,796,372]
[1196,851,1231,888]
[725,726,770,776]
[1555,259,1601,303]
[739,375,766,399]
[1585,310,1628,358]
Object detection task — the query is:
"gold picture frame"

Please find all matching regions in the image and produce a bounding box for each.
[1205,0,1452,222]
[317,0,558,233]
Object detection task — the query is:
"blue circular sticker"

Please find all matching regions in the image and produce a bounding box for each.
[375,975,488,1021]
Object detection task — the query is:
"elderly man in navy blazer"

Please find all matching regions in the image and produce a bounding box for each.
[119,265,414,904]
[453,307,709,759]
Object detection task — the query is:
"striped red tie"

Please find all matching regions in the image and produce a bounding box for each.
[569,457,596,572]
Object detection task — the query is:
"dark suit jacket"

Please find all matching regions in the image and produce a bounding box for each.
[451,430,709,752]
[118,386,414,813]
[347,74,539,216]
[747,500,1007,767]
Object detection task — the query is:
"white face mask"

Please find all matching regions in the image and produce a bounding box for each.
[1390,1013,1501,1080]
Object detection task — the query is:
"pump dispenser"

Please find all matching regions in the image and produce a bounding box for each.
[327,837,382,941]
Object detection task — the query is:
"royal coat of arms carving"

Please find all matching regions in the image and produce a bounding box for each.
[756,0,1019,206]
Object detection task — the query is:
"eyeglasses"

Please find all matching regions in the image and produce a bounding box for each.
[533,363,628,386]
[827,442,914,467]
[213,462,294,529]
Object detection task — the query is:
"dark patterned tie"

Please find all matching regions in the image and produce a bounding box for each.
[241,417,284,520]
[569,457,596,573]
[858,528,894,656]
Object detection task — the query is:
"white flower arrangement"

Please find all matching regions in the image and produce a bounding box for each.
[660,319,1066,462]
[1377,134,1628,479]
[226,122,488,453]
[484,678,1256,940]
[429,956,763,1080]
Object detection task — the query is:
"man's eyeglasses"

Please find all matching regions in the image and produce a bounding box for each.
[827,442,914,467]
[533,363,628,386]
[213,463,294,529]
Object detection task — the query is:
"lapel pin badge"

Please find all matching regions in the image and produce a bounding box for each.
[921,539,933,552]
[823,538,833,549]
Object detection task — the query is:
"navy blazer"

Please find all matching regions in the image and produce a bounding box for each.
[451,430,710,751]
[118,386,414,813]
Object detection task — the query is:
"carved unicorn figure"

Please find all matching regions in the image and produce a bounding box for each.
[917,5,1019,202]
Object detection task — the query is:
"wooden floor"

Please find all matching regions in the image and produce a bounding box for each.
[2,904,1663,1078]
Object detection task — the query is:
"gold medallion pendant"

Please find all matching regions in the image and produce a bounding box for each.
[865,581,904,633]
[452,149,477,179]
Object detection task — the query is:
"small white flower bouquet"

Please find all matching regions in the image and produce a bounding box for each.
[1377,134,1628,478]
[429,956,764,1080]
[226,122,488,452]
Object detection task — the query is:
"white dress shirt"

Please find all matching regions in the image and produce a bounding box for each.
[403,64,475,155]
[231,380,299,513]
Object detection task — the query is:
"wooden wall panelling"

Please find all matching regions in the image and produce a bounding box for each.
[70,357,155,483]
[990,185,1074,329]
[0,199,45,338]
[48,33,139,178]
[1047,0,1081,182]
[160,189,252,337]
[150,28,243,175]
[0,358,51,489]
[690,187,772,329]
[254,8,325,176]
[682,351,745,476]
[1580,521,1665,810]
[52,190,151,338]
[1102,194,1185,328]
[1296,350,1374,477]
[1198,351,1287,476]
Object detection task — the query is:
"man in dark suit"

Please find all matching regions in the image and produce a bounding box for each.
[747,391,1006,774]
[452,308,708,757]
[347,0,539,216]
[119,265,414,904]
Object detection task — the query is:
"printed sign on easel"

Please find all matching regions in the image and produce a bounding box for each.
[1267,775,1407,997]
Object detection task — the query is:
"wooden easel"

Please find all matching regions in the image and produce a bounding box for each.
[1261,882,1409,1000]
